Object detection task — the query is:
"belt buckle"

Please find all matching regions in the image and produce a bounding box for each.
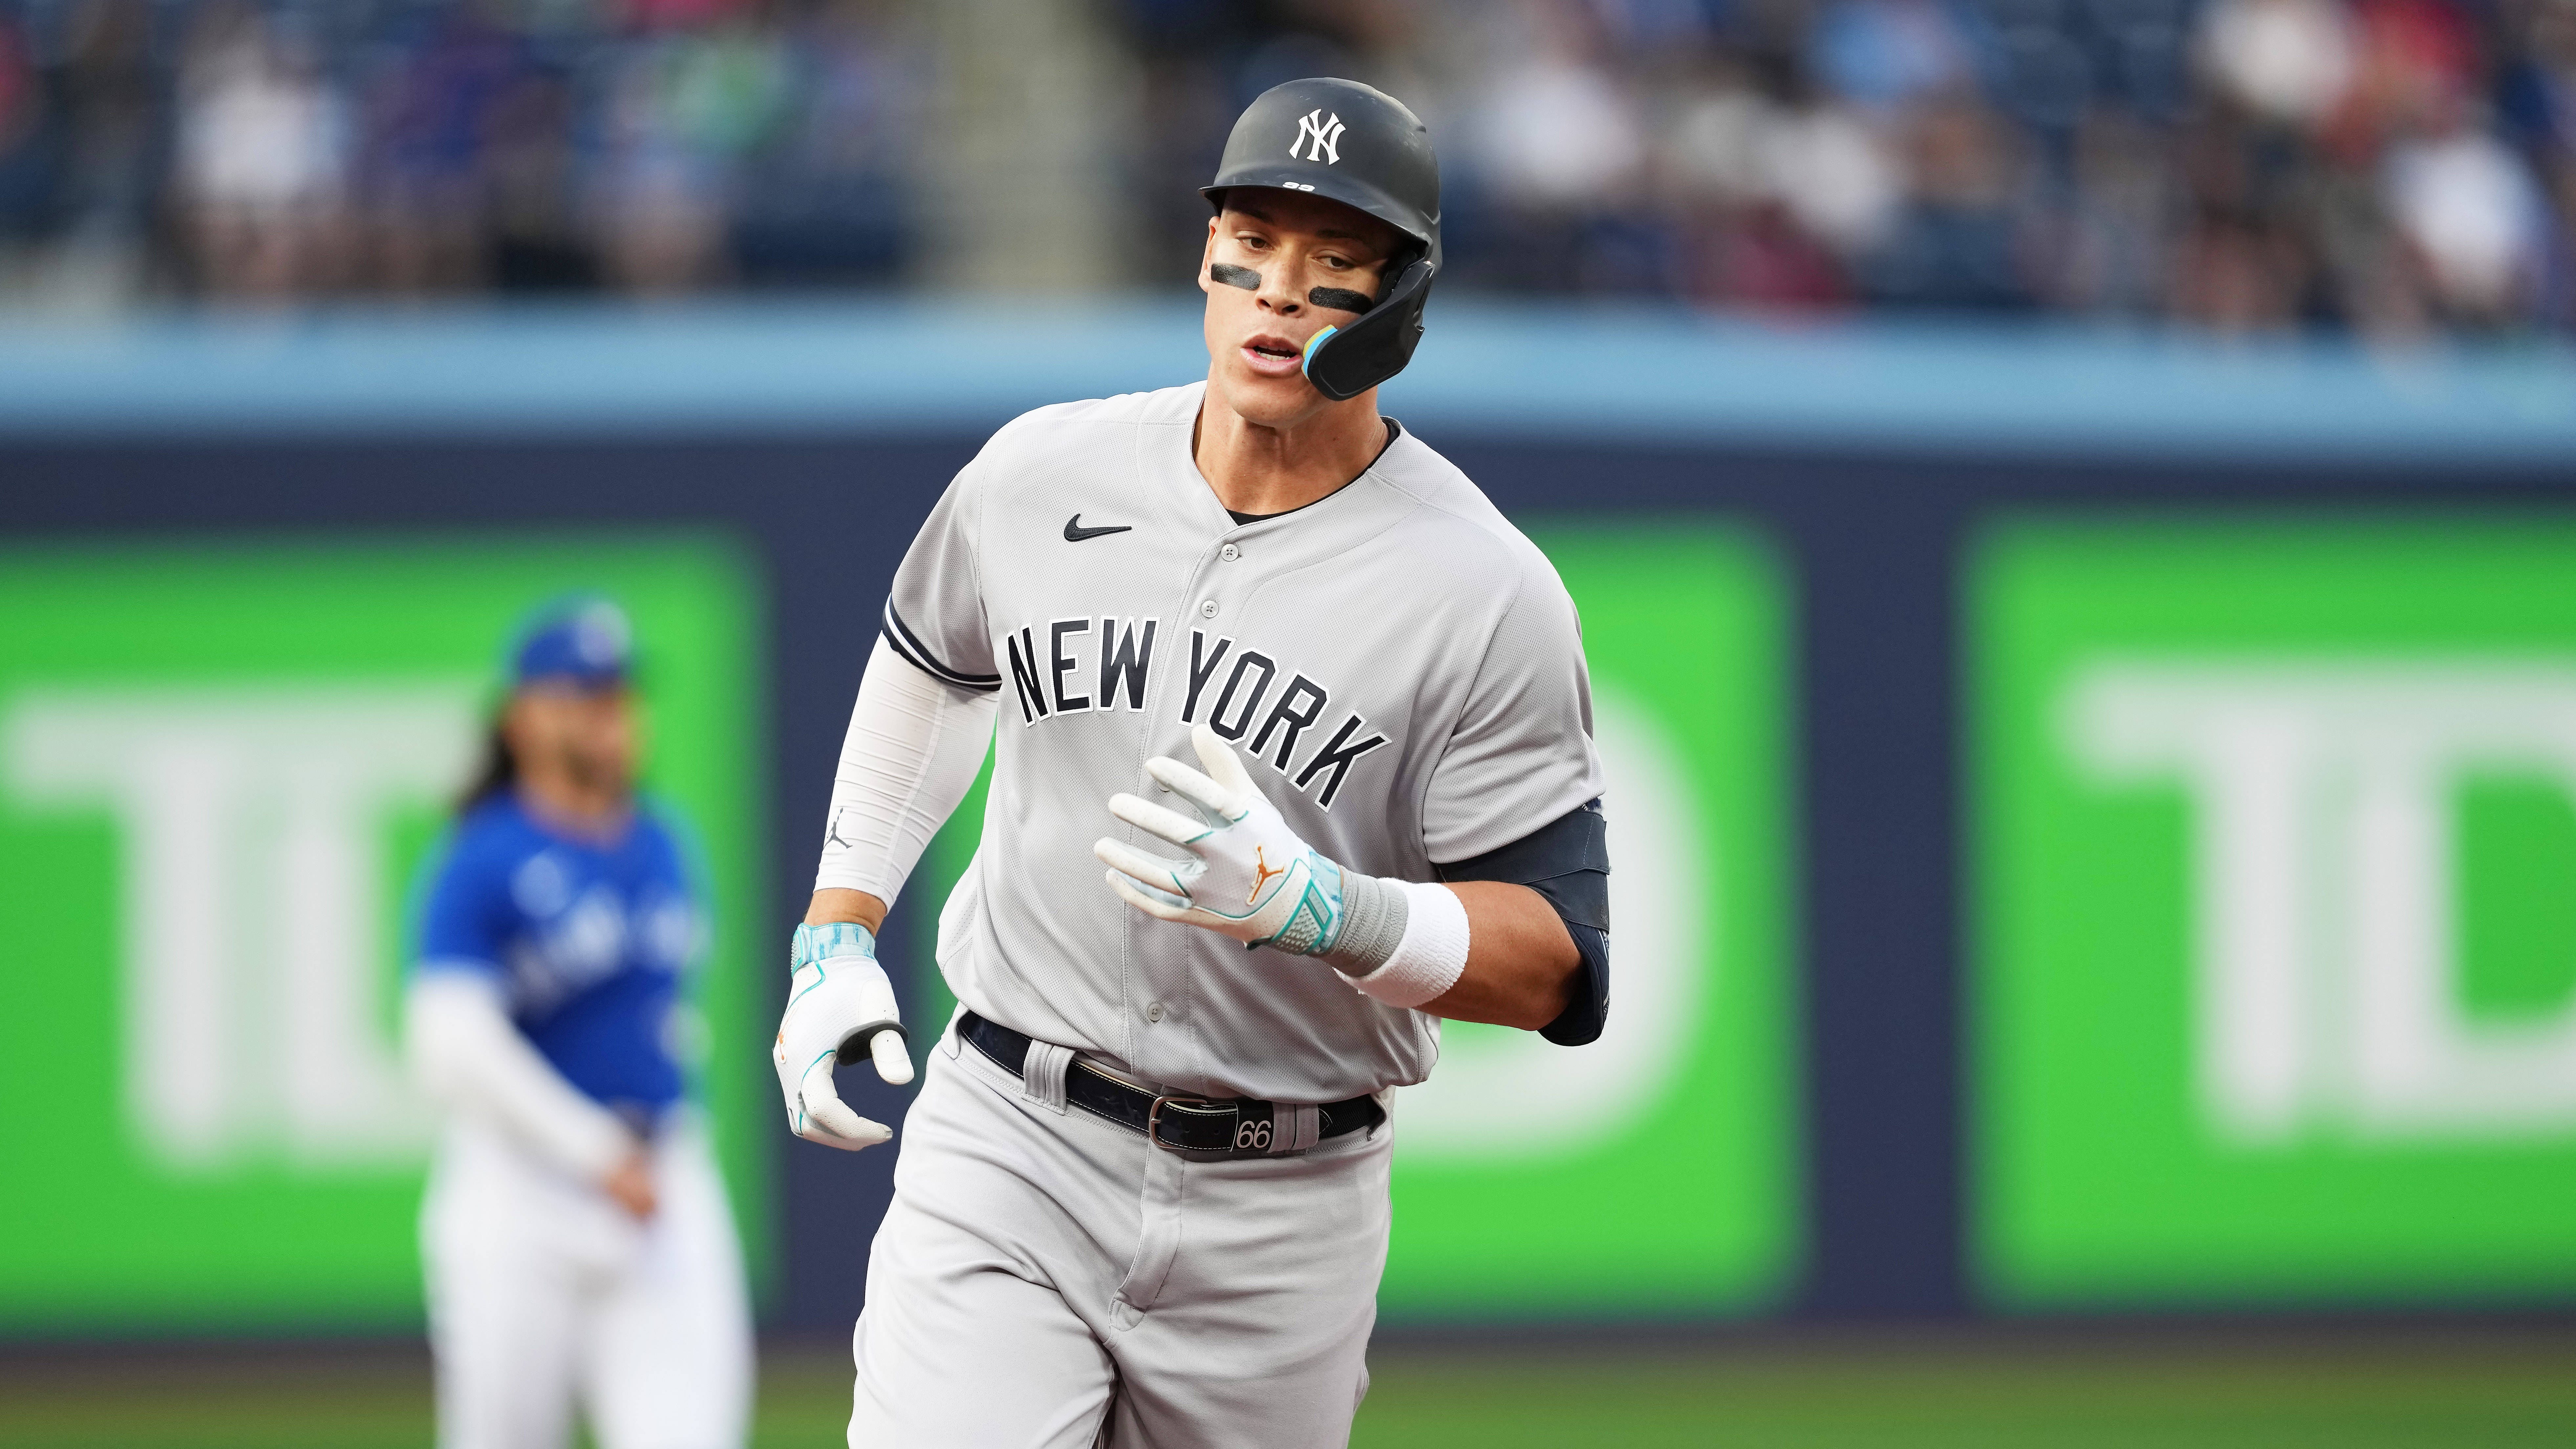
[1146,1094,1238,1158]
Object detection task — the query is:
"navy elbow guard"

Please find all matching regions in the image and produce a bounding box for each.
[1436,800,1610,1046]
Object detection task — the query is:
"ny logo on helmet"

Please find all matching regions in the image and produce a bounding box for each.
[1291,109,1344,165]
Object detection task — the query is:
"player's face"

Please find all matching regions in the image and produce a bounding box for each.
[1200,192,1399,425]
[509,683,641,799]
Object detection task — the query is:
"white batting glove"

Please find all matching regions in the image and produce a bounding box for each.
[1094,722,1350,955]
[772,922,914,1151]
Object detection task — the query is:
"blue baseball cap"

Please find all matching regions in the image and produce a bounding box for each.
[510,596,634,690]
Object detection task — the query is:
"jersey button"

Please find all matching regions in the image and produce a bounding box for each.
[1198,600,1218,619]
[1219,543,1241,563]
[1145,1001,1166,1023]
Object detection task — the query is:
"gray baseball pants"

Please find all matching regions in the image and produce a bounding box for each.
[846,1017,1392,1448]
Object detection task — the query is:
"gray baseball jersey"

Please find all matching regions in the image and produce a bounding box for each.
[883,381,1603,1103]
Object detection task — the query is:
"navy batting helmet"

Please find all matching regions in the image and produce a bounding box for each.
[1202,77,1441,402]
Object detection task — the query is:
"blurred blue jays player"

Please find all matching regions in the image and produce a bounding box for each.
[406,598,752,1449]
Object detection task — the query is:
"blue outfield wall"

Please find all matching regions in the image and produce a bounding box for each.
[3,301,2574,1333]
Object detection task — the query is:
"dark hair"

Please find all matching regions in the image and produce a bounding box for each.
[455,714,518,816]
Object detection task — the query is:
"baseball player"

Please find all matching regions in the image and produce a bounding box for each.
[407,598,753,1449]
[774,78,1610,1448]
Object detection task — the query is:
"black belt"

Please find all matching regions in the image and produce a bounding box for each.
[959,1010,1383,1161]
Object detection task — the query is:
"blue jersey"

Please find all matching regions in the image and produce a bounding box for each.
[416,791,702,1114]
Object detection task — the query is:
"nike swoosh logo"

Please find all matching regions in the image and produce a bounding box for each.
[1064,514,1134,543]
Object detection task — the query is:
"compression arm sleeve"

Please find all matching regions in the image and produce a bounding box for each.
[812,635,998,904]
[405,972,631,1179]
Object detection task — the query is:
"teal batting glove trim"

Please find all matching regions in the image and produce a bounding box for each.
[790,920,877,972]
[1269,870,1344,955]
[1247,853,1347,957]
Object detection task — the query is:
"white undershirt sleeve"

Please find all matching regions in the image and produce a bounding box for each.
[405,971,631,1180]
[813,635,998,905]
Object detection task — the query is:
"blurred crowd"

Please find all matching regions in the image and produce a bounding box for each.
[0,0,918,302]
[1,0,2572,335]
[1133,0,2576,335]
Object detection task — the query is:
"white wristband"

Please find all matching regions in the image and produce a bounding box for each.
[1349,880,1469,1009]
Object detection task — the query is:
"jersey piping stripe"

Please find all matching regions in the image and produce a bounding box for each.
[881,600,1002,692]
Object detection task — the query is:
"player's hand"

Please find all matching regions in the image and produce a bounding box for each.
[1094,722,1348,955]
[600,1146,658,1219]
[772,922,914,1152]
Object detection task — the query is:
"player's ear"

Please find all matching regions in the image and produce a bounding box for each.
[1198,215,1219,295]
[498,692,532,756]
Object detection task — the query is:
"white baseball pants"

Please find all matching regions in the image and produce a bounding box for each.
[422,1115,754,1449]
[847,1020,1393,1448]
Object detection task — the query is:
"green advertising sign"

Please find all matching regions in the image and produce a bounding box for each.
[911,524,1801,1318]
[0,539,766,1331]
[1975,518,2576,1307]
